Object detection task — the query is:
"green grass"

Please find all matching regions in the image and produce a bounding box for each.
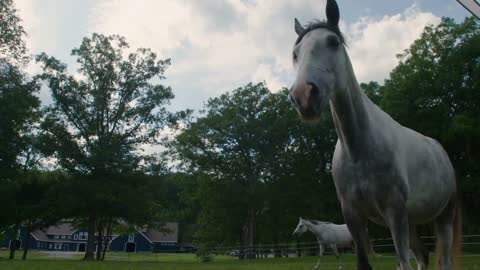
[1,252,480,269]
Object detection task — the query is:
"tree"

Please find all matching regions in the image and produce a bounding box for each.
[173,83,271,258]
[0,2,42,258]
[0,0,40,179]
[36,33,175,260]
[18,171,63,260]
[0,64,40,179]
[0,0,28,65]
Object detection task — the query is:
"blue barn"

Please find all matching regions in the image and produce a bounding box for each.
[0,223,90,252]
[0,222,178,253]
[110,222,178,252]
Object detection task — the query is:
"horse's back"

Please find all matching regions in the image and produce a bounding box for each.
[324,224,352,245]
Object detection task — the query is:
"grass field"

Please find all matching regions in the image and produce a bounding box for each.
[2,252,480,269]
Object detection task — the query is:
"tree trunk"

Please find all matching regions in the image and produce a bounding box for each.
[238,225,245,260]
[84,214,96,260]
[96,219,104,261]
[22,225,31,260]
[9,222,19,260]
[245,207,256,259]
[101,219,112,260]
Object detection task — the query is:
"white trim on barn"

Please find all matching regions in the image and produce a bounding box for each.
[29,232,39,241]
[135,229,154,244]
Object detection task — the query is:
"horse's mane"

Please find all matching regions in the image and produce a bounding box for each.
[295,20,346,46]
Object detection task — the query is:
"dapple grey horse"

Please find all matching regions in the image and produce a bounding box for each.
[292,217,352,270]
[289,1,461,270]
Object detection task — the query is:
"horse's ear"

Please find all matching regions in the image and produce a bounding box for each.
[294,18,305,35]
[326,0,340,27]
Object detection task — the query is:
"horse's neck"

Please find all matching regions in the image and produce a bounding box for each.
[329,55,372,161]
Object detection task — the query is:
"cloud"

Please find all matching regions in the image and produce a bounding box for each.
[87,0,321,110]
[15,0,440,113]
[88,1,440,112]
[345,5,441,83]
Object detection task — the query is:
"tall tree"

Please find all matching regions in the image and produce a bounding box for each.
[0,0,28,65]
[0,0,39,179]
[0,1,42,259]
[0,65,40,179]
[36,33,175,260]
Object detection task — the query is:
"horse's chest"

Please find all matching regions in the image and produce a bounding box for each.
[332,154,405,221]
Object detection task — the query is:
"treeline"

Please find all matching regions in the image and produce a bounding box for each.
[1,0,479,261]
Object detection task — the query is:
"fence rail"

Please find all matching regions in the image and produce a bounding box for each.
[201,234,480,257]
[3,234,480,262]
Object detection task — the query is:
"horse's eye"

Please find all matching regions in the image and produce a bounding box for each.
[293,52,298,61]
[327,35,340,48]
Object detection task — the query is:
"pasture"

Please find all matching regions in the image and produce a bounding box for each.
[2,252,480,270]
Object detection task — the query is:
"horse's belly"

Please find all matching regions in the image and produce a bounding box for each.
[406,177,454,224]
[404,137,456,223]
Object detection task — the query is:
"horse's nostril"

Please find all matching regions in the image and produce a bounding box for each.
[307,82,320,96]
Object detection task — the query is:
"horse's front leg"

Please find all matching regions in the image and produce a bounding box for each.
[385,202,414,270]
[330,244,343,269]
[313,243,324,270]
[343,206,372,270]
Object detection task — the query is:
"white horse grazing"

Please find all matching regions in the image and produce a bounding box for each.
[289,1,461,270]
[292,218,352,270]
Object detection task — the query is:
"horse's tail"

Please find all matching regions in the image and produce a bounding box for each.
[452,198,462,270]
[435,176,462,270]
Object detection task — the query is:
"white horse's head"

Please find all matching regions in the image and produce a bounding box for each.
[292,217,308,236]
[289,0,349,120]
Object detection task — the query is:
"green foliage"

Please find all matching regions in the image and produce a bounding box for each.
[0,54,40,178]
[36,33,174,175]
[0,0,28,65]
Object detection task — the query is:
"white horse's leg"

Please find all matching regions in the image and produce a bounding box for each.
[385,205,413,270]
[409,225,429,270]
[330,244,343,269]
[313,243,324,270]
[343,207,372,270]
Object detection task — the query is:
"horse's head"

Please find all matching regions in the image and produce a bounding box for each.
[292,217,308,237]
[289,0,347,120]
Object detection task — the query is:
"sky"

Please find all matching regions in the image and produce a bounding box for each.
[14,0,472,113]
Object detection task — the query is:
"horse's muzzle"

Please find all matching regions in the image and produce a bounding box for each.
[290,81,322,120]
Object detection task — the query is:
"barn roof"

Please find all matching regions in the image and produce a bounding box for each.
[143,222,178,243]
[45,223,77,235]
